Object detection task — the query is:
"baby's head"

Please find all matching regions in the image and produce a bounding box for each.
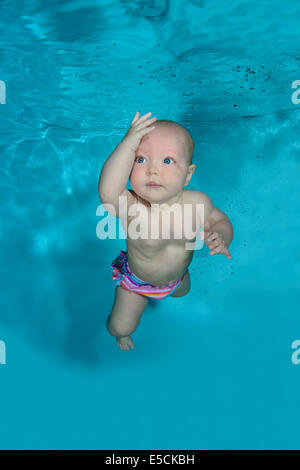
[129,119,196,206]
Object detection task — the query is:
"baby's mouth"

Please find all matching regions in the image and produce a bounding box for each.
[146,183,162,188]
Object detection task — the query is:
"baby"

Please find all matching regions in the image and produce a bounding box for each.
[98,112,233,351]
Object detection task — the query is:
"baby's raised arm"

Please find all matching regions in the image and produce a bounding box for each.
[98,112,156,209]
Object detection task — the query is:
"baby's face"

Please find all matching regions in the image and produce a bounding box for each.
[129,126,195,205]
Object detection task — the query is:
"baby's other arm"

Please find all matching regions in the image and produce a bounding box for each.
[194,191,234,258]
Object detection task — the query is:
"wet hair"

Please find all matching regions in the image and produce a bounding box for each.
[153,119,194,165]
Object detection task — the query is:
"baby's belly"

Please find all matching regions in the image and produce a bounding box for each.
[122,199,199,285]
[126,239,194,286]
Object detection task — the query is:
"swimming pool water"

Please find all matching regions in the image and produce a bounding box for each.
[0,0,300,450]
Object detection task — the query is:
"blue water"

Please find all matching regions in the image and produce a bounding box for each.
[1,0,300,450]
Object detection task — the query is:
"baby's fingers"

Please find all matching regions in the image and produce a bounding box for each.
[133,111,155,127]
[129,110,154,127]
[209,246,222,255]
[130,111,140,126]
[203,231,212,243]
[138,123,156,137]
[136,116,157,131]
[208,240,220,251]
[210,246,232,259]
[134,115,156,131]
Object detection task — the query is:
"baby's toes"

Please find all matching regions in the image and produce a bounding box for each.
[117,336,133,351]
[117,338,129,351]
[128,338,135,350]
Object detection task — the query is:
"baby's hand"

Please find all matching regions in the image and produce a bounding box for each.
[121,111,157,152]
[203,231,232,260]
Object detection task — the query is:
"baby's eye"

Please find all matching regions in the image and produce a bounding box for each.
[135,156,145,163]
[163,157,174,164]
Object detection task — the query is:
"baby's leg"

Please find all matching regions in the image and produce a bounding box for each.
[106,286,148,350]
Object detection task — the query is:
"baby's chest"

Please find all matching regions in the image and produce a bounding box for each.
[125,204,200,244]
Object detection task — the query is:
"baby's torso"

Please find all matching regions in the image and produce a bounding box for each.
[120,190,203,286]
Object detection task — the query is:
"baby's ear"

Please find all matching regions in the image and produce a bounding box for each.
[188,163,196,177]
[184,164,196,186]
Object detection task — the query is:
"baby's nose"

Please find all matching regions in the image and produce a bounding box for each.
[146,165,158,175]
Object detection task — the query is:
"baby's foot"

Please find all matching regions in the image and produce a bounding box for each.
[117,335,135,351]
